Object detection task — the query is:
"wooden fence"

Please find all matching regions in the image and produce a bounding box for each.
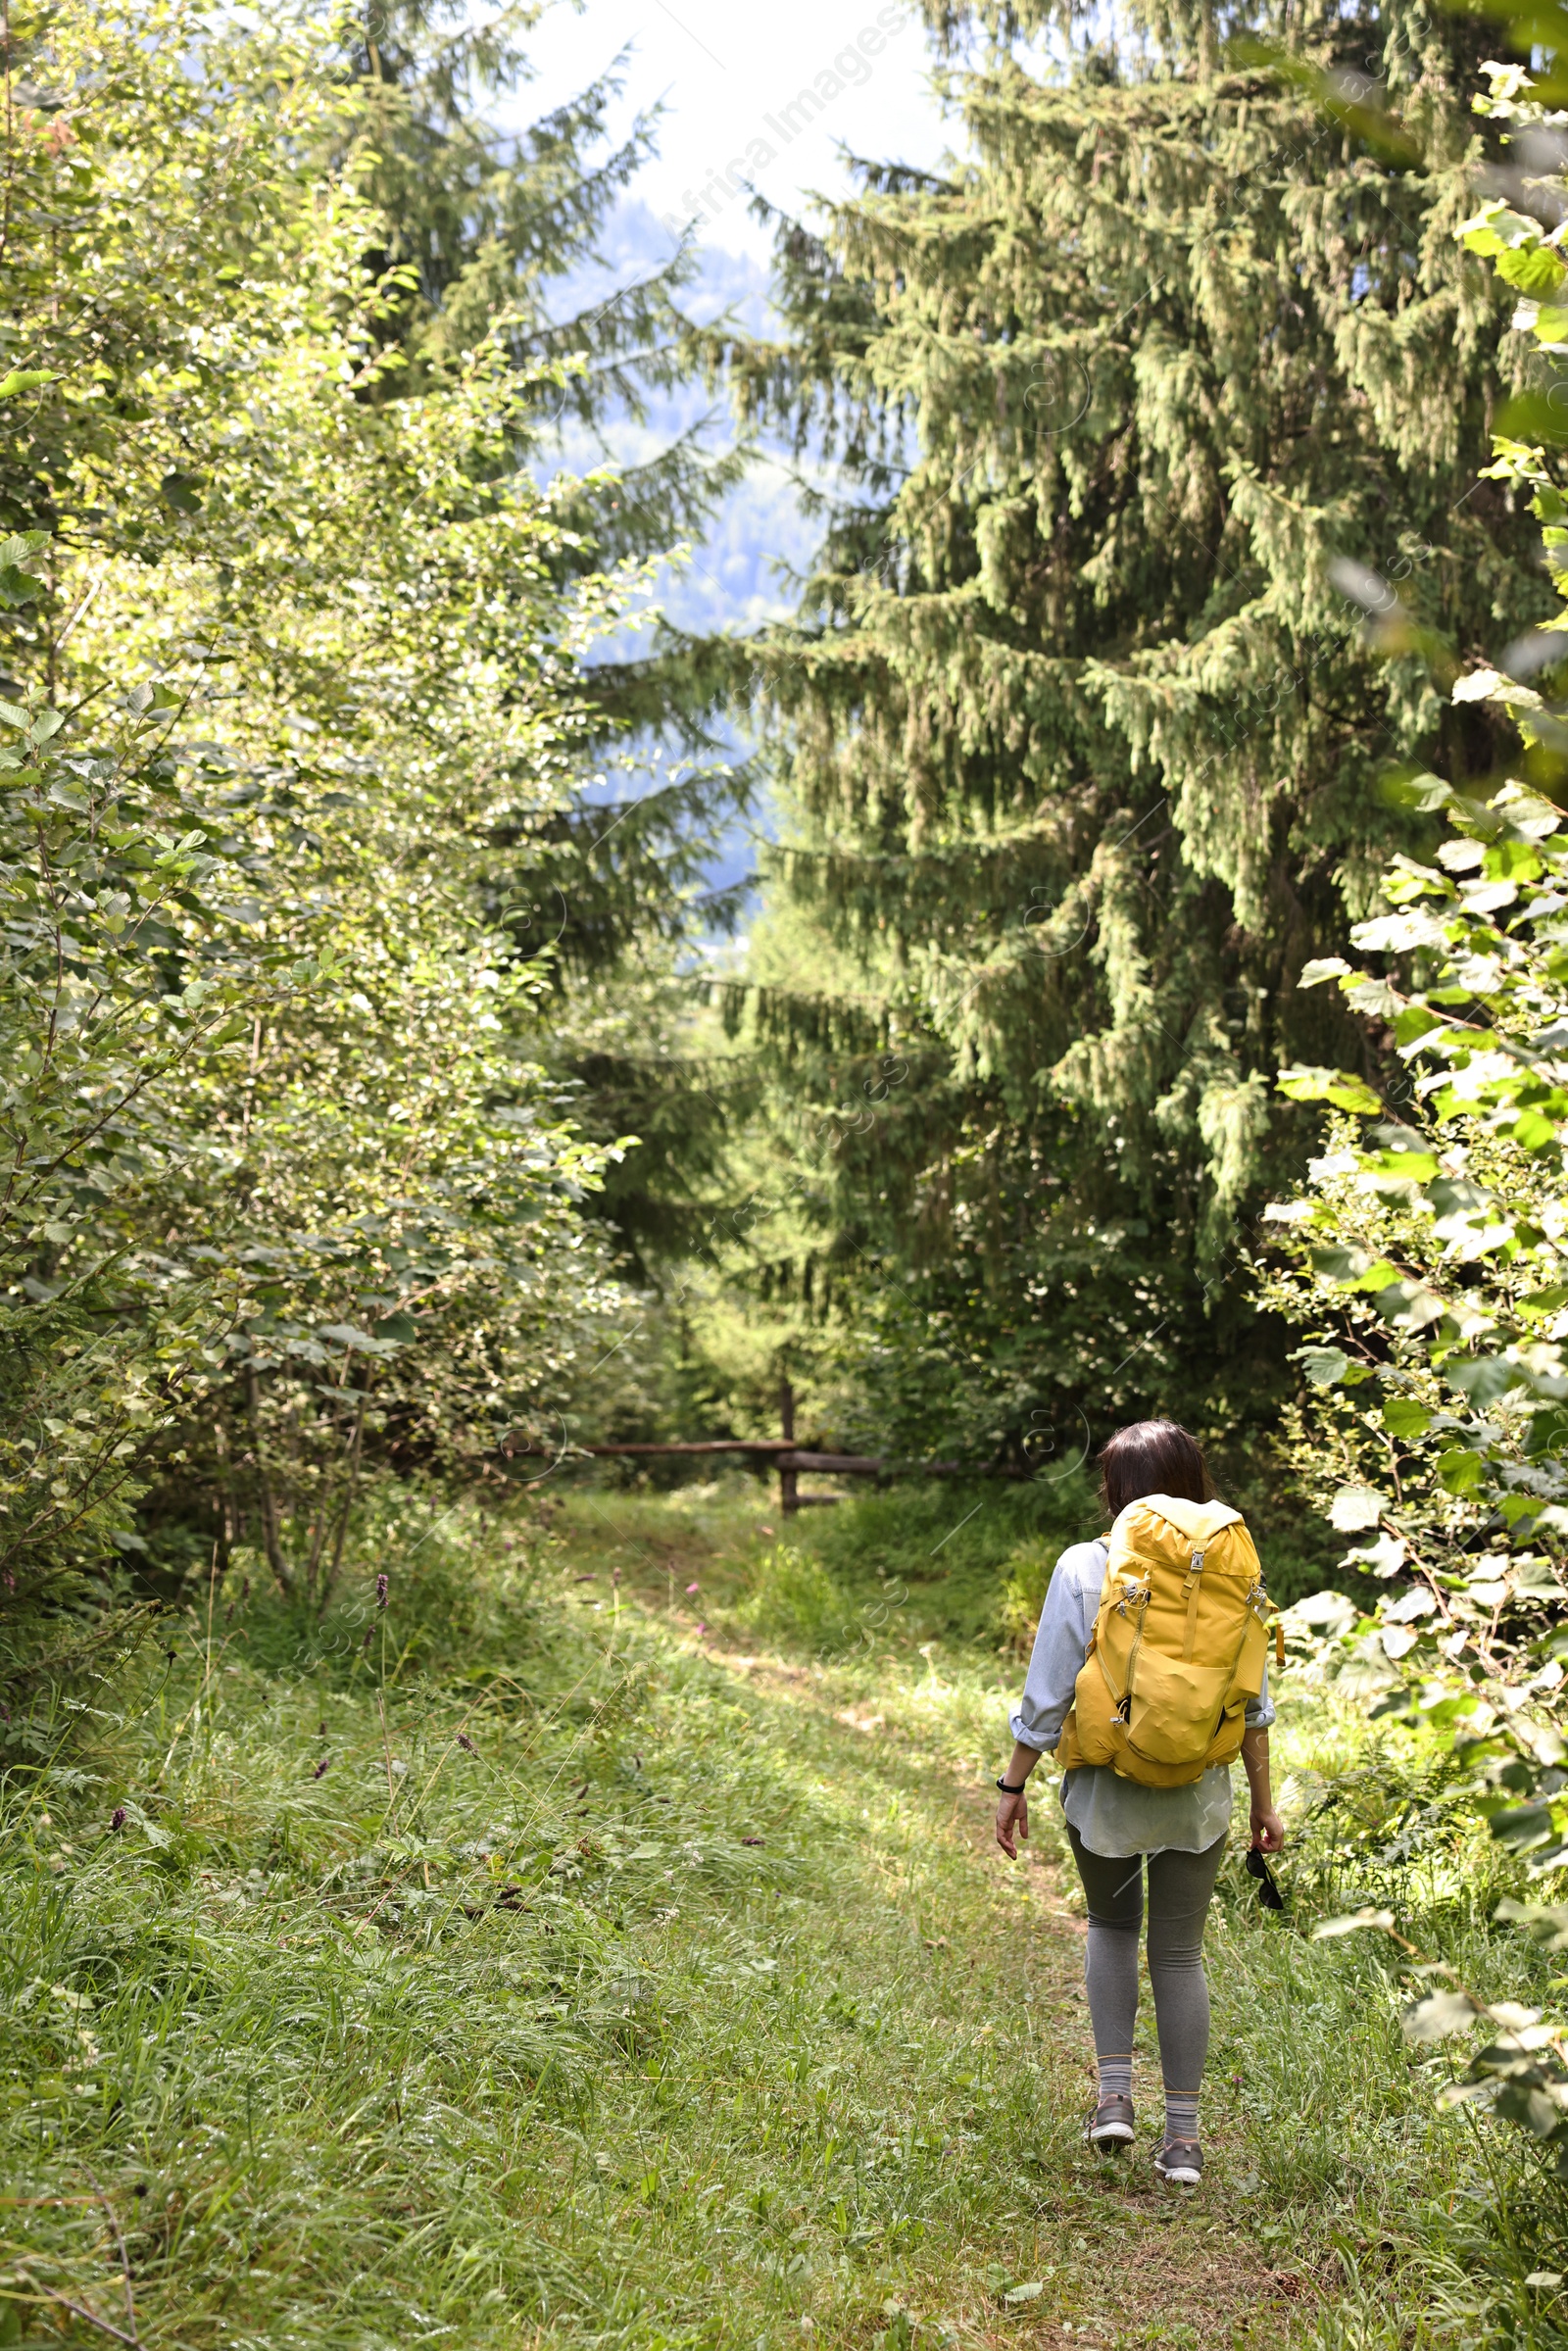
[504,1386,1031,1514]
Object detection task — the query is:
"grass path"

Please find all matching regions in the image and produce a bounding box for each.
[667,1636,1317,2349]
[2,1489,1485,2350]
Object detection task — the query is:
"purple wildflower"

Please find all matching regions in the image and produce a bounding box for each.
[457,1734,476,1754]
[111,1806,126,1833]
[375,1573,389,1609]
[312,1758,330,1780]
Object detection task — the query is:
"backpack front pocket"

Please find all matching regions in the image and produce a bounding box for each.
[1124,1648,1232,1767]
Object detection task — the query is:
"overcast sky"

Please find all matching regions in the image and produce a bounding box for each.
[513,0,954,263]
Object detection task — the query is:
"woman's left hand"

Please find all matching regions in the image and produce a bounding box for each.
[1250,1804,1285,1853]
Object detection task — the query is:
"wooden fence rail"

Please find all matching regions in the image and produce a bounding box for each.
[503,1421,1032,1515]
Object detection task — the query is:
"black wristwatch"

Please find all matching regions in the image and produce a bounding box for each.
[996,1776,1029,1793]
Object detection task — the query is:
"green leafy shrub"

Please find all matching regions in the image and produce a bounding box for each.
[1256,33,1568,2244]
[0,0,685,1697]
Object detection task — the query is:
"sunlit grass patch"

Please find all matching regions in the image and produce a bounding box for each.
[734,1542,858,1651]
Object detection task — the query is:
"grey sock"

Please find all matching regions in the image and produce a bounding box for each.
[1097,2052,1133,2100]
[1163,2088,1200,2141]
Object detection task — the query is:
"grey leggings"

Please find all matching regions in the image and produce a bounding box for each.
[1067,1823,1227,2097]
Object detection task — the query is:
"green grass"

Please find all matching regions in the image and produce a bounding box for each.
[2,1478,1565,2349]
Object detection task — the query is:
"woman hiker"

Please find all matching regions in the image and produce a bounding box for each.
[994,1419,1285,2186]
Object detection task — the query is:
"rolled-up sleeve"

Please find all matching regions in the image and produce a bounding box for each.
[1009,1542,1105,1752]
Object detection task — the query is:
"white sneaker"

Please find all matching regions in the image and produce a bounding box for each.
[1086,2094,1135,2148]
[1153,2137,1202,2185]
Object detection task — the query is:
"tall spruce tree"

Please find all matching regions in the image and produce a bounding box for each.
[716,0,1545,1464]
[318,1,759,1290]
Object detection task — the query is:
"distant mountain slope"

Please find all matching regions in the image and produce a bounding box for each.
[542,203,829,898]
[548,202,817,641]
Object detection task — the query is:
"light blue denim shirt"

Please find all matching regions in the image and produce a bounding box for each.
[1010,1538,1276,1860]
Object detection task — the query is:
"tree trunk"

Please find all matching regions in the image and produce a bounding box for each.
[319,1382,369,1613]
[244,1364,292,1595]
[778,1376,798,1517]
[212,1415,234,1580]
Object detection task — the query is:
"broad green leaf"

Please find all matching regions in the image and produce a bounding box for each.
[1329,1486,1384,1531]
[1495,244,1568,295]
[1500,389,1568,448]
[1438,1448,1487,1496]
[1492,1803,1558,1852]
[1446,1356,1527,1406]
[1312,1246,1374,1283]
[160,469,205,514]
[1368,1147,1439,1179]
[1460,202,1553,257]
[1380,768,1455,813]
[1346,978,1401,1018]
[1508,1109,1560,1151]
[1371,1121,1435,1152]
[1372,1279,1448,1329]
[0,562,43,607]
[1402,1991,1480,2043]
[1496,1897,1568,1946]
[0,367,60,399]
[1350,910,1453,953]
[1278,1065,1385,1114]
[1427,1176,1494,1219]
[1381,1397,1434,1438]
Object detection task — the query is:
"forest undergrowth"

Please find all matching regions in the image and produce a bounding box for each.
[2,1476,1563,2351]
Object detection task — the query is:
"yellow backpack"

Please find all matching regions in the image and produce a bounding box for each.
[1056,1494,1282,1788]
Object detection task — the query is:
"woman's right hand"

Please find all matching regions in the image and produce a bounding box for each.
[995,1788,1029,1859]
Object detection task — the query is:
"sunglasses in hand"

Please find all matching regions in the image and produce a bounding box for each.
[1245,1846,1286,1911]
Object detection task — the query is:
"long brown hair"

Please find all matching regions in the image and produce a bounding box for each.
[1098,1420,1210,1520]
